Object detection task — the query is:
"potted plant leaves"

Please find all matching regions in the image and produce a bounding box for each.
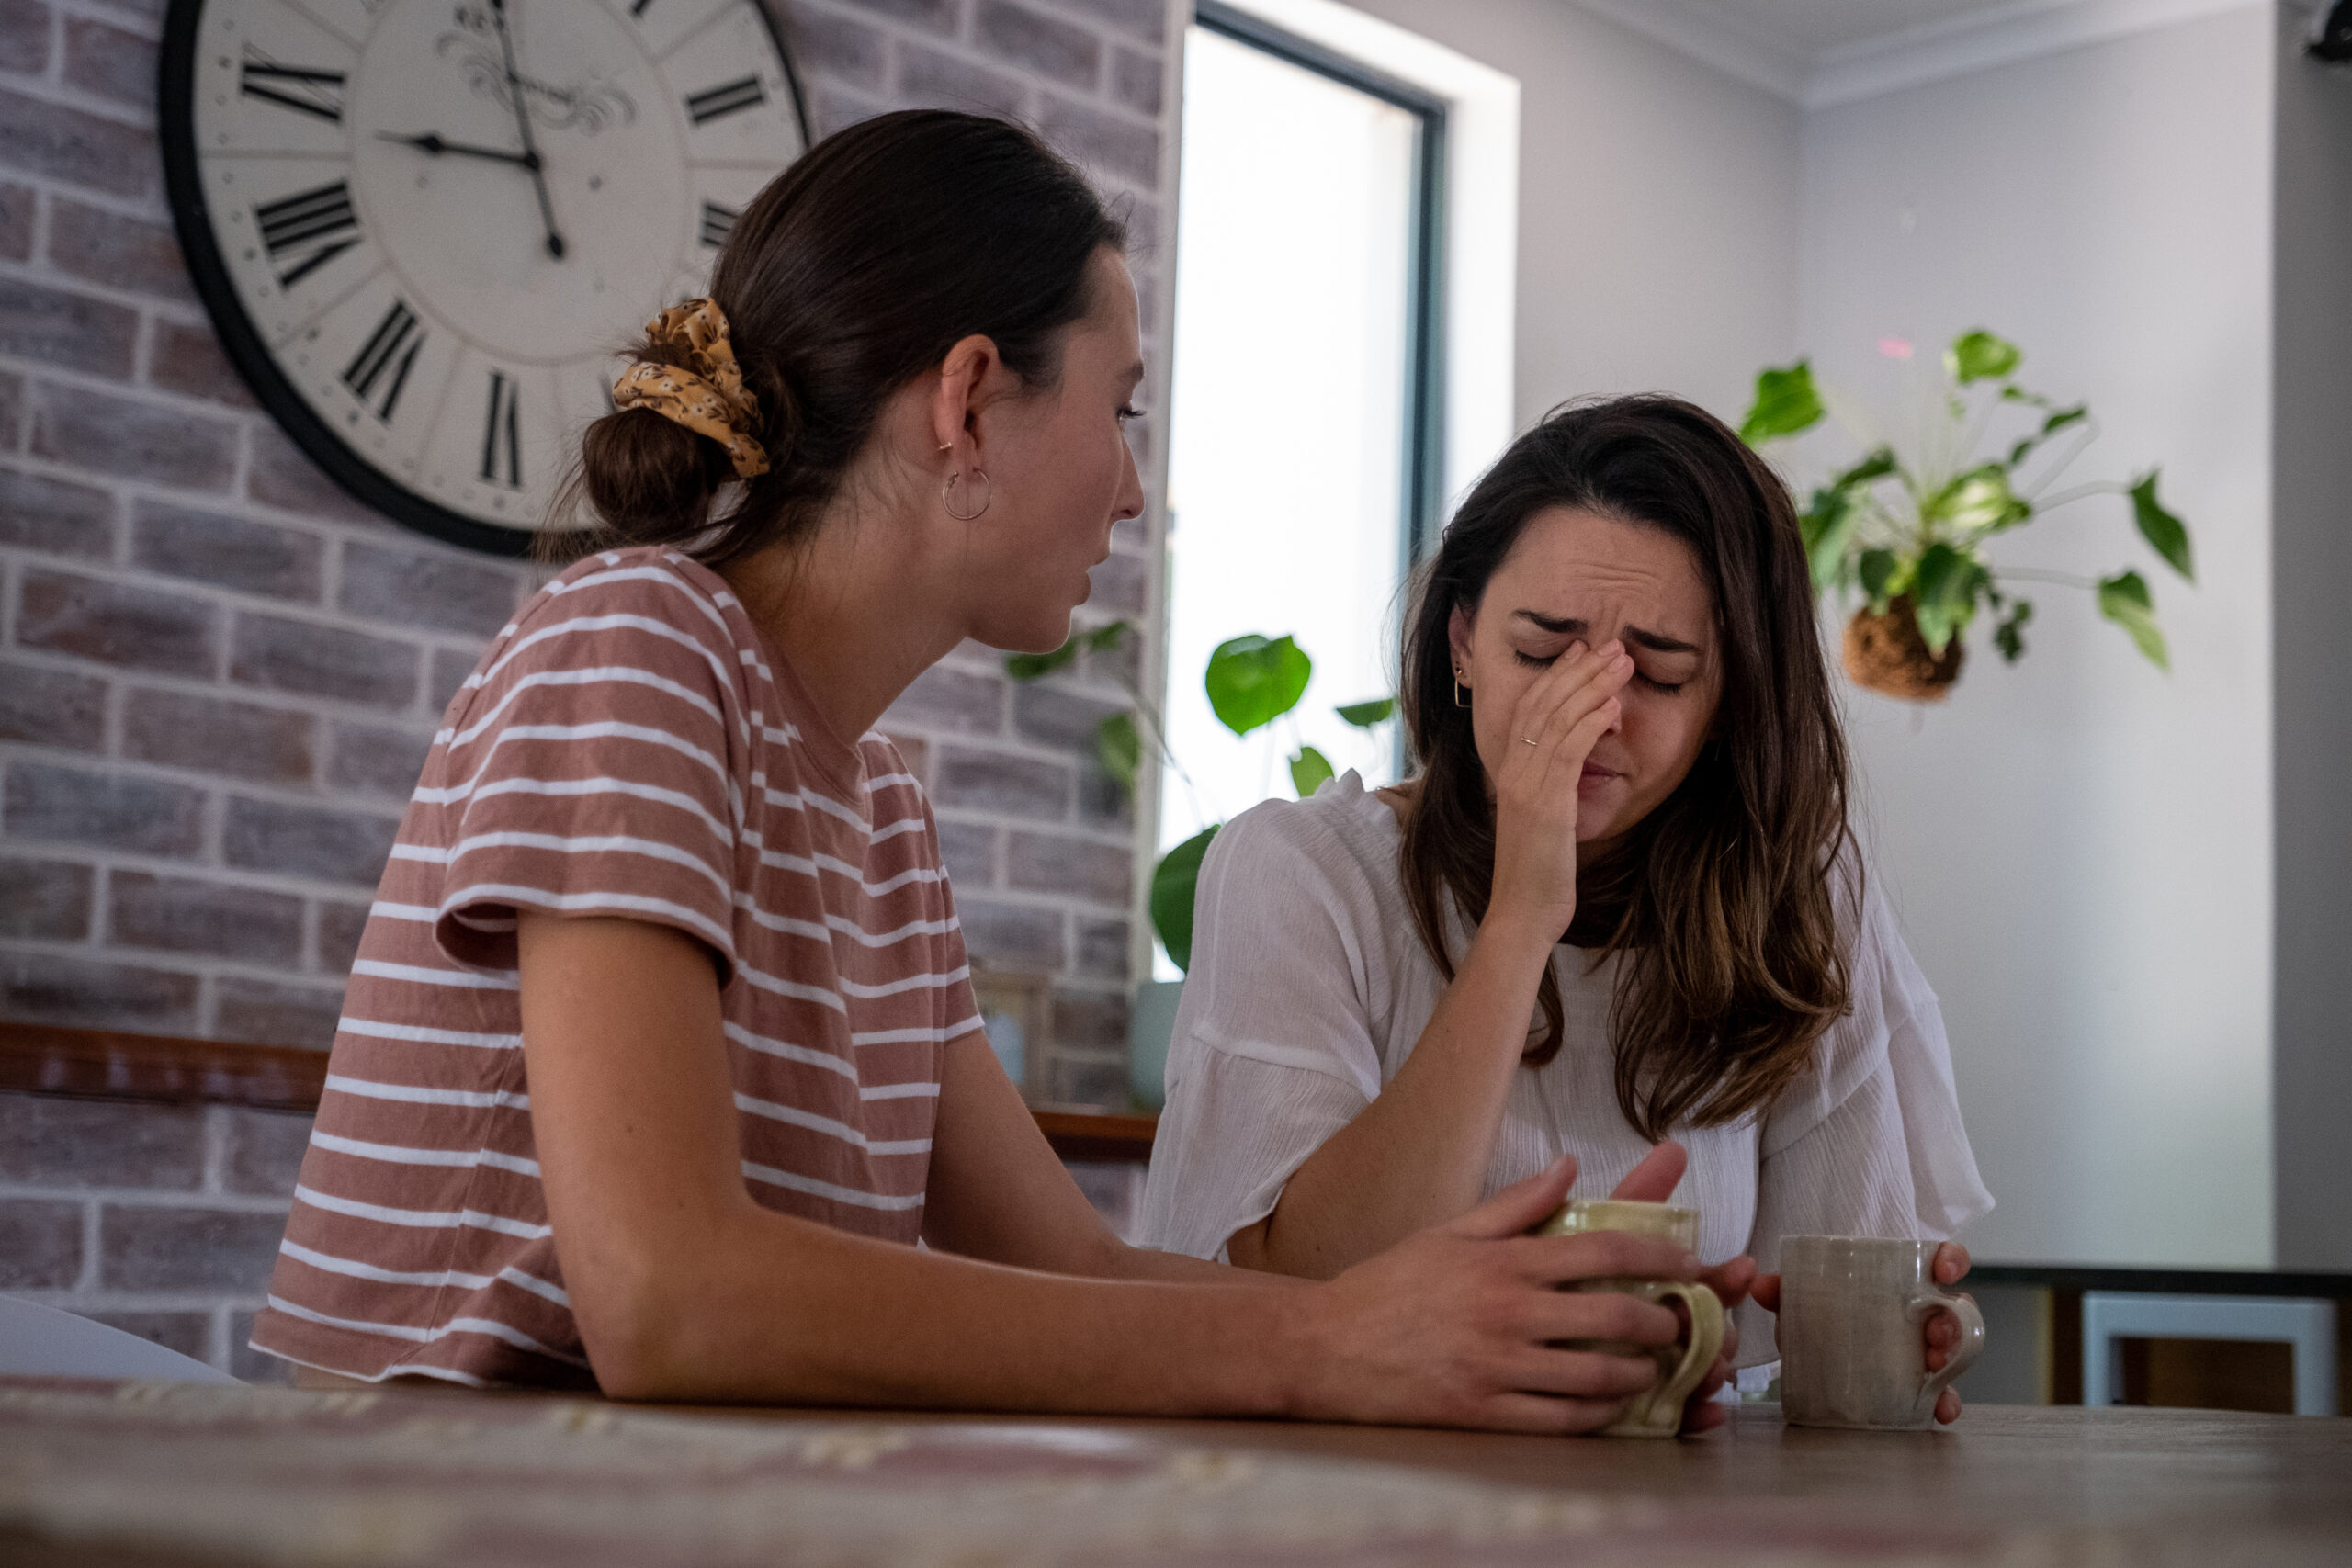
[1740,329,2194,701]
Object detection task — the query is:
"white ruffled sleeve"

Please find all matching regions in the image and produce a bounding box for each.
[1135,800,1389,1260]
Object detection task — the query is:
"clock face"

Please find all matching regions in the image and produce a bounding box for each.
[161,0,808,556]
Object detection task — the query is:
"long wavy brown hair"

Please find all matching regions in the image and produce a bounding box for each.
[1397,395,1856,1141]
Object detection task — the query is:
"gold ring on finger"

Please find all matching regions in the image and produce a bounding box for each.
[1520,735,1539,746]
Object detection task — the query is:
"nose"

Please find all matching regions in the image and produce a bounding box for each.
[1112,434,1145,525]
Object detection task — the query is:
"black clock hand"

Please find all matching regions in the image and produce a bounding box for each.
[376,130,541,169]
[488,0,565,260]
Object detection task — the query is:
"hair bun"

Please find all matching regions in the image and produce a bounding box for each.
[577,402,733,544]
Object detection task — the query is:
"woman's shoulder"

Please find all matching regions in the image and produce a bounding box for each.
[514,546,741,646]
[1202,773,1408,914]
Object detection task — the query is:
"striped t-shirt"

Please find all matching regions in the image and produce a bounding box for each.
[251,547,977,1388]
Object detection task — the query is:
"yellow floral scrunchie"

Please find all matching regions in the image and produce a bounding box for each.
[611,298,770,479]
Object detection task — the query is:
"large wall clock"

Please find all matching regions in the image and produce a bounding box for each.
[161,0,809,557]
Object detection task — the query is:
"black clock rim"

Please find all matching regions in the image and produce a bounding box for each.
[156,0,813,560]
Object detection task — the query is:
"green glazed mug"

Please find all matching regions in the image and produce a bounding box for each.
[1534,1198,1724,1438]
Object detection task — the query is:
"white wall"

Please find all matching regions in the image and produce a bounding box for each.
[1337,0,1804,433]
[1799,8,2278,1266]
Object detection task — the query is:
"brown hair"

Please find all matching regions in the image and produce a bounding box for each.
[553,110,1125,563]
[1397,395,1856,1140]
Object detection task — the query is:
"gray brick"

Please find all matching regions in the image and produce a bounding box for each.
[219,1106,311,1197]
[0,466,116,557]
[1076,752,1132,829]
[811,84,888,137]
[897,43,1029,118]
[1040,95,1159,186]
[214,975,344,1049]
[0,1,49,77]
[0,660,105,749]
[426,645,478,715]
[147,317,254,405]
[326,720,432,799]
[101,1204,285,1292]
[108,871,304,964]
[315,898,370,973]
[1110,46,1161,115]
[956,895,1064,970]
[230,1308,295,1384]
[1036,0,1162,45]
[1012,682,1122,749]
[0,855,93,939]
[934,744,1070,819]
[831,0,960,34]
[0,85,157,200]
[1054,987,1127,1050]
[62,15,154,108]
[888,663,1004,735]
[245,425,375,524]
[935,817,998,886]
[339,540,521,638]
[1010,828,1130,905]
[0,367,19,446]
[32,381,238,491]
[975,0,1100,87]
[789,7,886,87]
[131,502,323,601]
[87,1311,211,1363]
[222,795,398,887]
[46,197,197,308]
[17,569,218,674]
[231,612,419,710]
[1085,545,1149,615]
[4,761,206,856]
[0,1093,207,1188]
[0,281,139,382]
[0,177,29,261]
[122,688,316,785]
[0,949,199,1032]
[1046,1049,1129,1109]
[1076,915,1128,980]
[0,1198,81,1290]
[1081,619,1141,688]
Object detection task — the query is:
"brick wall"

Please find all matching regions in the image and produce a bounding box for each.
[0,0,1178,1374]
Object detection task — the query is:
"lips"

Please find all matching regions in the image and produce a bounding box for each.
[1577,761,1623,790]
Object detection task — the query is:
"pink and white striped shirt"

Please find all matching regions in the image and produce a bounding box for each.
[251,547,977,1387]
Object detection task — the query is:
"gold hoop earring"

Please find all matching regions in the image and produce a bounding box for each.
[943,468,991,522]
[1453,671,1470,708]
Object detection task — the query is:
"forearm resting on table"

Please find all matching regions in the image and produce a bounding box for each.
[1230,915,1560,1280]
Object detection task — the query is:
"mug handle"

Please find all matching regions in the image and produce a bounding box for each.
[1906,1287,1986,1404]
[1633,1281,1724,1414]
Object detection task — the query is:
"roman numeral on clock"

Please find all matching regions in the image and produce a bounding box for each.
[698,200,739,250]
[343,300,424,423]
[239,48,345,123]
[481,371,523,489]
[254,180,358,288]
[684,76,765,125]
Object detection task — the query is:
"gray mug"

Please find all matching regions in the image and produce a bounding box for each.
[1779,1235,1984,1430]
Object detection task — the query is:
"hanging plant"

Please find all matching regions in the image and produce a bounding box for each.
[1741,329,2194,701]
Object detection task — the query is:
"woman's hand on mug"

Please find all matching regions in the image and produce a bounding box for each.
[1294,1156,1693,1435]
[1751,1239,1973,1425]
[1486,640,1634,945]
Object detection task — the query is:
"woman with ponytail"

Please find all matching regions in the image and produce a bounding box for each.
[1137,397,1995,1423]
[246,113,1719,1432]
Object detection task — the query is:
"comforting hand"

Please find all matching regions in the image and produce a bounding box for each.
[1295,1156,1697,1434]
[1486,639,1634,942]
[1752,1240,1973,1425]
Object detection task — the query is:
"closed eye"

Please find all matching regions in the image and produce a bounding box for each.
[1118,405,1144,423]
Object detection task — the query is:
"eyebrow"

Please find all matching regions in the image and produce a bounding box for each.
[1511,610,1702,657]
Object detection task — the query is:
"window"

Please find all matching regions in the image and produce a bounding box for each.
[1156,2,1445,971]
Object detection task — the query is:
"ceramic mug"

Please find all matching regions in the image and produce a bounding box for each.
[1778,1235,1984,1430]
[1534,1198,1724,1438]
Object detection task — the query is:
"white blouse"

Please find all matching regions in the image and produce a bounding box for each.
[1135,773,1993,1364]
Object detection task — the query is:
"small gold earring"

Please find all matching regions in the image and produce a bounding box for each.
[1453,671,1470,709]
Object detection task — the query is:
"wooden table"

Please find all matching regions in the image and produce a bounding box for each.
[3,1378,2346,1565]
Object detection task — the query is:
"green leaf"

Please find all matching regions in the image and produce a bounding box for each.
[1003,637,1080,681]
[1926,465,2031,536]
[1084,619,1133,652]
[1150,826,1220,974]
[2098,570,2168,669]
[1096,711,1140,792]
[1800,487,1860,592]
[1289,745,1334,797]
[1946,329,2022,384]
[2130,471,2194,582]
[1910,542,1988,656]
[1994,598,2033,663]
[1204,634,1312,737]
[2006,403,2086,467]
[1336,697,1396,728]
[1857,548,1902,610]
[1739,360,1826,445]
[1833,446,1898,489]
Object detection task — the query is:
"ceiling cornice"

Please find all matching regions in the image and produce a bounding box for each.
[1572,0,2267,110]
